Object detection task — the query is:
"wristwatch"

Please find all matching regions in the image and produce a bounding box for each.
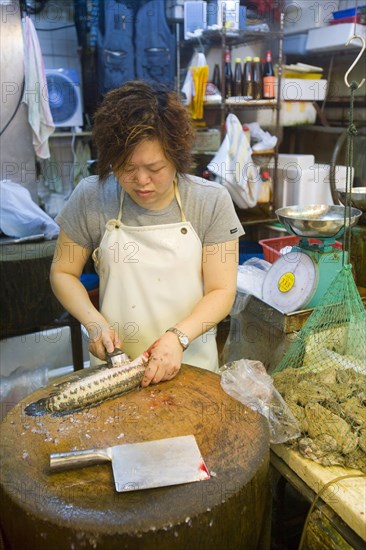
[166,327,190,350]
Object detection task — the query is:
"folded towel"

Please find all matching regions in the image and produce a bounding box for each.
[208,114,261,209]
[22,16,55,159]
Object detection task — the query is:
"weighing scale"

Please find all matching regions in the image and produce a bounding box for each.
[336,187,366,289]
[262,204,362,313]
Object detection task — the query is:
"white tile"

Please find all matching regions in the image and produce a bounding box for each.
[39,37,53,56]
[51,56,68,69]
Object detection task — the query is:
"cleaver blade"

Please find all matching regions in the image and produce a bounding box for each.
[50,435,211,492]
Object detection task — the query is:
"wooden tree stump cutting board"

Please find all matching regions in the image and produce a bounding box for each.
[0,365,270,550]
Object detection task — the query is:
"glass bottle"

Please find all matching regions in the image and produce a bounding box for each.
[260,58,266,77]
[233,57,242,96]
[263,50,275,99]
[212,63,221,91]
[252,56,262,100]
[224,49,232,98]
[242,56,253,99]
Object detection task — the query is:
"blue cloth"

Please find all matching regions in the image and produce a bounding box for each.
[80,273,99,291]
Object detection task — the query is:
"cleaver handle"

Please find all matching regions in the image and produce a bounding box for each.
[50,448,111,471]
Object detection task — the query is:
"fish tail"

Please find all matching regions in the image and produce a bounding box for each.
[24,398,50,416]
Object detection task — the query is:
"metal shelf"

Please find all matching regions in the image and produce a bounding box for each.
[182,28,283,48]
[51,131,92,138]
[179,9,285,225]
[204,99,278,109]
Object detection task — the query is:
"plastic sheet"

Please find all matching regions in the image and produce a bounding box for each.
[220,359,300,444]
[237,257,271,297]
[0,365,49,421]
[0,180,59,239]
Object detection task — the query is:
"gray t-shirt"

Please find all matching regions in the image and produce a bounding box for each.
[56,173,244,250]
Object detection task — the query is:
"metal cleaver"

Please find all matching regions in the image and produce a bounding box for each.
[50,435,210,492]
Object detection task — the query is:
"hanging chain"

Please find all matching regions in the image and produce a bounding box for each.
[343,81,358,266]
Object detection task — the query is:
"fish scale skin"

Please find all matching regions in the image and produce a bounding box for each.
[50,365,145,411]
[25,354,148,416]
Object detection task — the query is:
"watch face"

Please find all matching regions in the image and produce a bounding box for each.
[179,335,189,349]
[167,328,189,349]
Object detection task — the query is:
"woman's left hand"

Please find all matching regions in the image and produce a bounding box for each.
[141,333,183,387]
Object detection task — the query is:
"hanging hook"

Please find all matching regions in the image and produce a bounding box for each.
[344,35,366,89]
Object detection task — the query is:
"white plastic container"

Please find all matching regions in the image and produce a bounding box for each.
[274,154,315,171]
[217,0,239,29]
[245,101,317,128]
[279,78,328,101]
[271,162,352,208]
[306,23,366,52]
[166,0,185,21]
[184,1,207,38]
[283,33,308,55]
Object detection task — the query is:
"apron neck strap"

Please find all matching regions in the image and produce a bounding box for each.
[117,177,186,222]
[173,179,186,222]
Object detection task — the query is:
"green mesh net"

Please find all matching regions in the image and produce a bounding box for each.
[271,78,366,473]
[272,265,366,472]
[274,265,366,373]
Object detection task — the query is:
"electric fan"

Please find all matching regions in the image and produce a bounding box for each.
[45,68,83,128]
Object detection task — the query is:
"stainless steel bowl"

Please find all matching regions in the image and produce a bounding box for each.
[276,204,362,239]
[336,187,366,213]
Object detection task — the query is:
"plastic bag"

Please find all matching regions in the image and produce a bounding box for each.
[245,122,277,152]
[220,291,252,364]
[208,114,262,209]
[0,180,59,239]
[237,257,271,297]
[181,51,209,119]
[220,359,301,444]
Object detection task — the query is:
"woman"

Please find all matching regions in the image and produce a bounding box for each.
[50,80,244,387]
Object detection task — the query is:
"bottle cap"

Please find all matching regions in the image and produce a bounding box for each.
[235,57,241,63]
[253,57,260,62]
[244,56,252,62]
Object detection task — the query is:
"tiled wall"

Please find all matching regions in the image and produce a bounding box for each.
[30,0,81,72]
[30,1,88,209]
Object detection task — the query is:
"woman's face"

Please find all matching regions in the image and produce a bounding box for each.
[116,139,177,210]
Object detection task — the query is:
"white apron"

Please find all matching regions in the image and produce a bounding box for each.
[92,182,218,372]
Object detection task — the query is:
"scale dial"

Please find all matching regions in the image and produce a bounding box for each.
[262,250,318,313]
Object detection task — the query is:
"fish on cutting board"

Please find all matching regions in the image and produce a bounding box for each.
[24,352,149,416]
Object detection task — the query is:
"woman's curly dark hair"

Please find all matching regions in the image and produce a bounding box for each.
[92,81,196,181]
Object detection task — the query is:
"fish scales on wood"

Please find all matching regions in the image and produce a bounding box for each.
[25,353,149,416]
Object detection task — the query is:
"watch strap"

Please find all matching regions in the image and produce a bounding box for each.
[166,327,190,350]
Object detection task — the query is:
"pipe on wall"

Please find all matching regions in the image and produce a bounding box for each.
[0,0,37,200]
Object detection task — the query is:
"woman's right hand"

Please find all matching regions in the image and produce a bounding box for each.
[87,321,122,362]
